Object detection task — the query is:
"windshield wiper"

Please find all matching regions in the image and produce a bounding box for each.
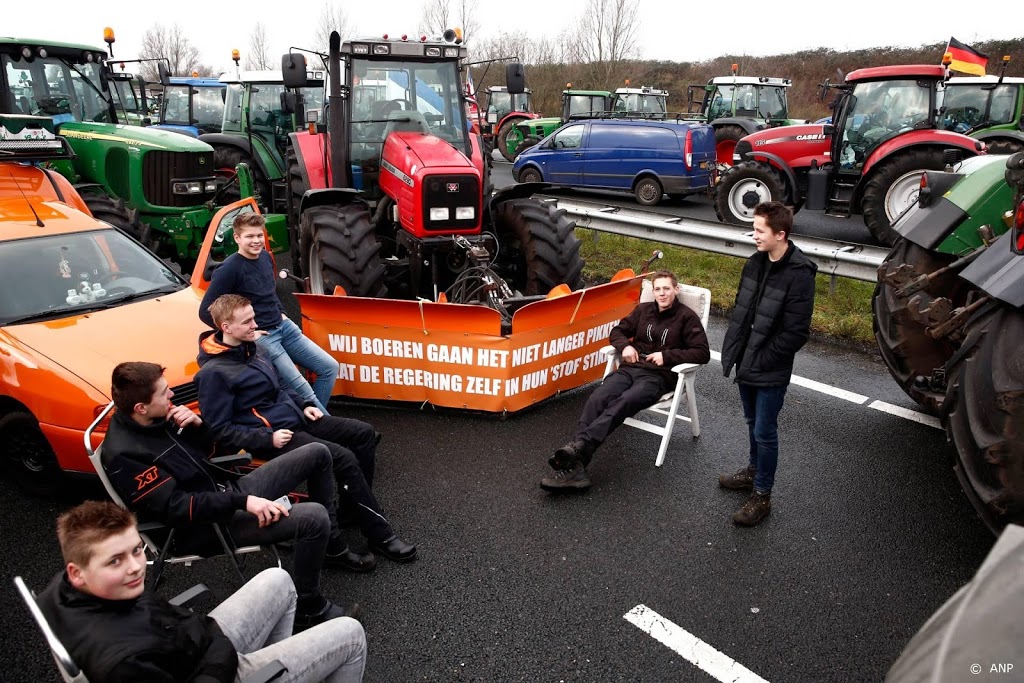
[93,284,183,307]
[1,285,183,325]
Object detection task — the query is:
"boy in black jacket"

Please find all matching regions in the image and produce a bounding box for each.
[38,501,367,682]
[542,270,710,491]
[720,201,816,526]
[102,361,370,627]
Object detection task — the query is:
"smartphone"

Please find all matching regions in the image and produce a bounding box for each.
[273,495,293,511]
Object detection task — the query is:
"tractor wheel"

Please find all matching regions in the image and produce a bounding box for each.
[714,161,785,225]
[861,148,947,247]
[214,146,271,208]
[943,305,1024,532]
[0,410,62,496]
[497,118,521,162]
[493,198,584,295]
[714,125,746,167]
[633,176,664,206]
[985,139,1024,155]
[302,203,386,297]
[286,146,309,277]
[872,238,973,412]
[79,188,145,244]
[513,138,538,160]
[517,166,543,184]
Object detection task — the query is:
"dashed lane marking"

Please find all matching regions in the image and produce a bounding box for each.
[624,604,770,683]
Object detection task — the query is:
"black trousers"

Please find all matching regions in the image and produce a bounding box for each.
[573,365,670,464]
[259,416,393,543]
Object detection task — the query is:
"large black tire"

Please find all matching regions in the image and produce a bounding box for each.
[513,138,539,160]
[78,188,144,243]
[861,149,947,247]
[873,238,973,412]
[942,306,1024,532]
[714,160,785,225]
[497,118,522,162]
[714,124,746,167]
[286,146,308,277]
[492,198,584,295]
[0,410,62,496]
[214,146,271,208]
[985,139,1024,155]
[633,175,663,206]
[302,204,386,297]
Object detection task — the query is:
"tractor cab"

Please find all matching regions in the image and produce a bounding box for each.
[156,76,226,137]
[611,84,667,118]
[484,85,533,123]
[689,75,793,125]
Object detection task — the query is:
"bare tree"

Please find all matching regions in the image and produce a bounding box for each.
[246,23,272,71]
[565,0,641,81]
[312,0,352,56]
[419,0,480,45]
[138,23,203,81]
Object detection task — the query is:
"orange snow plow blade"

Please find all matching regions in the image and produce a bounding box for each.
[297,274,643,412]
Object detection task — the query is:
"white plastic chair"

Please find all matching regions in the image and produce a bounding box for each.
[600,281,711,467]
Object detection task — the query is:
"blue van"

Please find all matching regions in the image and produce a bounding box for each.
[512,118,716,205]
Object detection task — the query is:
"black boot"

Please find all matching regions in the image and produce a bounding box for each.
[295,595,362,629]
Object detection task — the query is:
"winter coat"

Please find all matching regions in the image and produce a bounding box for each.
[609,296,711,383]
[195,331,312,453]
[721,241,817,387]
[199,250,285,330]
[37,572,237,683]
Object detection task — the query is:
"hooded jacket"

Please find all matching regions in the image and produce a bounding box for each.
[37,572,237,683]
[195,330,312,453]
[101,411,248,529]
[609,296,711,383]
[721,241,817,387]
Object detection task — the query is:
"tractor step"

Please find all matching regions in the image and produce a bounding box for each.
[825,179,857,218]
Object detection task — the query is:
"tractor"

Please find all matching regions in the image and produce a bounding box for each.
[506,88,614,160]
[282,30,584,307]
[479,85,539,162]
[938,70,1024,155]
[685,68,802,166]
[714,64,987,246]
[153,76,226,137]
[610,83,668,118]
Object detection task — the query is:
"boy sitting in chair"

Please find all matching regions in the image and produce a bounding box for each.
[38,500,367,682]
[541,270,710,491]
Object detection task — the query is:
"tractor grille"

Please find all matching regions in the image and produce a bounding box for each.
[141,151,218,207]
[421,174,480,232]
[169,381,199,406]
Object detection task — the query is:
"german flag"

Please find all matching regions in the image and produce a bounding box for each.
[944,37,988,76]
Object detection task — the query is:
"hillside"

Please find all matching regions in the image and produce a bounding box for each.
[489,38,1024,121]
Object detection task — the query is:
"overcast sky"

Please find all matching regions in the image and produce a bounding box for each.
[6,0,1016,74]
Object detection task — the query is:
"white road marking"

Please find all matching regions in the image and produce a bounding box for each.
[624,604,769,683]
[867,400,942,429]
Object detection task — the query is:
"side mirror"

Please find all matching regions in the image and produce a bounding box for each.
[157,62,171,87]
[505,63,525,95]
[281,54,308,89]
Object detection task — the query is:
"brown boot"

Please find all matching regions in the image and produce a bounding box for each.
[732,491,771,526]
[719,466,756,491]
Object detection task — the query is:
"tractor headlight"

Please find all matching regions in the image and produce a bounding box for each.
[455,206,474,220]
[429,207,450,221]
[204,180,218,192]
[173,181,203,195]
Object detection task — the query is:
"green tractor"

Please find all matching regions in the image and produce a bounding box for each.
[939,72,1024,155]
[506,88,612,160]
[0,37,229,264]
[685,69,802,166]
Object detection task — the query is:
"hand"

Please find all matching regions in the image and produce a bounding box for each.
[621,345,639,363]
[254,330,269,338]
[245,496,289,527]
[646,351,665,366]
[167,404,202,429]
[272,429,294,448]
[303,406,324,421]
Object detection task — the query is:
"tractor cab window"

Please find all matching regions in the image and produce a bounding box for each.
[707,85,736,120]
[757,86,788,120]
[109,77,143,118]
[161,86,190,124]
[940,83,1017,132]
[2,55,110,123]
[223,83,243,132]
[841,79,932,168]
[248,83,286,130]
[511,92,531,112]
[488,90,511,116]
[566,94,605,118]
[612,93,666,115]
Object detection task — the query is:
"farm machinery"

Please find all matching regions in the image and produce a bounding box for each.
[478,85,539,162]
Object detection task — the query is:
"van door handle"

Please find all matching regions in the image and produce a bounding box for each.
[573,152,583,158]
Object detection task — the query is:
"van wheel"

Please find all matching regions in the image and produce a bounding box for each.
[518,167,542,184]
[634,177,663,206]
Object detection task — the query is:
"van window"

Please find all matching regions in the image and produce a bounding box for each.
[552,124,584,149]
[589,124,675,150]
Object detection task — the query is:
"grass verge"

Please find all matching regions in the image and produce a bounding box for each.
[576,228,876,347]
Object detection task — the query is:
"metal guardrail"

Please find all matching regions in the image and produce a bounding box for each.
[545,197,889,283]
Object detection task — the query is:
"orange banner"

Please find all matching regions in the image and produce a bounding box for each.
[298,276,643,412]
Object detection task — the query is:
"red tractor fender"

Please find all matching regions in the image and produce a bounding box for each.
[861,130,982,177]
[290,130,330,190]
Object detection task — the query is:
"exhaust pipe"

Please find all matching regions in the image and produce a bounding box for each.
[328,31,350,188]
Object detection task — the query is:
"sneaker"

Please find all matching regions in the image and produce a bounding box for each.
[549,440,586,470]
[732,491,772,527]
[295,598,363,629]
[719,466,757,491]
[540,462,592,491]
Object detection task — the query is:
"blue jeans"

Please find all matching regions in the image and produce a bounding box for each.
[738,383,788,493]
[210,568,367,683]
[258,317,339,413]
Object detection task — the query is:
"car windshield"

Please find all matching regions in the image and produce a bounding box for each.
[0,229,186,325]
[940,83,1018,132]
[2,55,110,122]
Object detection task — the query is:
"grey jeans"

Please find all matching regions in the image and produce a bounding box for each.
[210,567,367,683]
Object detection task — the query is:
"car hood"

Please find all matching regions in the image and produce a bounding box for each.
[5,287,207,398]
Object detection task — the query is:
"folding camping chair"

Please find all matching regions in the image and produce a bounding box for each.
[85,402,279,589]
[601,281,711,467]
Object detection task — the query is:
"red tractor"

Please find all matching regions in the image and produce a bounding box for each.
[282,31,583,305]
[714,65,987,245]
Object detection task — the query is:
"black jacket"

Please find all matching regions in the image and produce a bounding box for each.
[38,572,237,683]
[101,411,249,527]
[195,330,312,453]
[609,297,711,383]
[721,241,817,387]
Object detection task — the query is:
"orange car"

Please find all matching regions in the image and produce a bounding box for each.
[0,115,252,493]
